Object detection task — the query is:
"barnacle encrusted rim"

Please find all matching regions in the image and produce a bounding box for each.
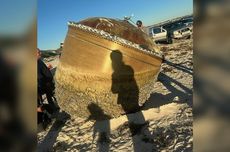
[67,21,163,59]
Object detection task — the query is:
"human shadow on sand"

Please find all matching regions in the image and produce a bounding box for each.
[143,72,193,110]
[87,103,111,152]
[110,50,152,151]
[37,111,70,152]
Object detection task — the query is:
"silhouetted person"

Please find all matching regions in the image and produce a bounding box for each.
[110,50,155,151]
[110,50,140,114]
[87,103,111,152]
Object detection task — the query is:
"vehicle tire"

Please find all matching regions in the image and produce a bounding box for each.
[167,37,173,44]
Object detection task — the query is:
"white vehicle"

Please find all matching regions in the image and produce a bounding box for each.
[182,17,193,26]
[149,27,168,42]
[173,25,192,39]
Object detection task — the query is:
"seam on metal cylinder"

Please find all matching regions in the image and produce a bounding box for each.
[68,33,161,67]
[67,23,163,59]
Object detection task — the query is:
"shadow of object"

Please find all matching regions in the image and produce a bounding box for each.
[163,59,193,75]
[87,103,111,152]
[87,103,111,121]
[143,72,193,110]
[37,111,70,152]
[110,50,140,114]
[110,50,151,151]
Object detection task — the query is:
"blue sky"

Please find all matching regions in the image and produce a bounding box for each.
[38,0,193,50]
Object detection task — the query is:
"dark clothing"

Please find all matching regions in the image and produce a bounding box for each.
[37,59,54,126]
[37,110,51,128]
[37,59,55,108]
[37,59,54,94]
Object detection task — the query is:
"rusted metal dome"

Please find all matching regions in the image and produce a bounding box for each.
[77,17,161,53]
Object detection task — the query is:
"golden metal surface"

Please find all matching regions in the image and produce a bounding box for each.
[55,18,162,118]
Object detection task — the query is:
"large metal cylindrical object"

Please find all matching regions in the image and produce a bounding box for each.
[55,17,162,119]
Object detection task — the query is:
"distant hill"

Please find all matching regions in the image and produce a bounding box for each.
[40,48,62,58]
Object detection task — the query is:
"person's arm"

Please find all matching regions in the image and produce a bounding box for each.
[39,59,53,81]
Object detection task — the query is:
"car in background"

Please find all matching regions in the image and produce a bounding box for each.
[173,17,193,38]
[172,26,192,39]
[163,20,193,40]
[181,17,193,26]
[147,16,193,44]
[148,26,171,43]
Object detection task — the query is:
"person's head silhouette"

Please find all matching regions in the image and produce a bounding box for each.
[136,20,143,28]
[110,50,123,71]
[87,103,111,120]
